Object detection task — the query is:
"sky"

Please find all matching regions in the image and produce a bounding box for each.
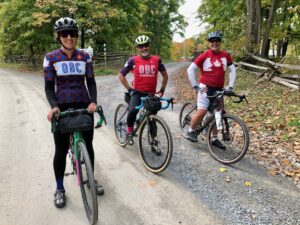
[172,0,203,43]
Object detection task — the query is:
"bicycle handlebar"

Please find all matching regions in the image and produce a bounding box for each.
[51,105,107,133]
[206,89,248,104]
[135,96,174,110]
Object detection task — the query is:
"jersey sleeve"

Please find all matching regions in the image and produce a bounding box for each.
[84,52,94,78]
[120,57,135,76]
[158,58,166,72]
[226,52,233,66]
[193,51,207,67]
[43,54,57,108]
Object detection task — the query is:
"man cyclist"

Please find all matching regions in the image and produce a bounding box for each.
[44,17,104,208]
[186,31,236,148]
[118,35,168,148]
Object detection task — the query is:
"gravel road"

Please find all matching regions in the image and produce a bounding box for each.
[0,63,299,225]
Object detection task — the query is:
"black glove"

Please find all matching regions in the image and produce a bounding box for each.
[226,86,234,92]
[128,87,135,96]
[193,85,201,93]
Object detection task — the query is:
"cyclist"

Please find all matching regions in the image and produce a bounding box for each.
[186,31,236,148]
[44,17,104,208]
[118,35,168,147]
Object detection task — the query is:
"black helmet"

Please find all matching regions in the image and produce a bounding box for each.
[54,17,78,33]
[207,31,223,41]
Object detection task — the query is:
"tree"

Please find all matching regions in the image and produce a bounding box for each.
[141,0,186,58]
[260,0,278,57]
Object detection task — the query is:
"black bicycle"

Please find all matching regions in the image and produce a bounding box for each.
[114,93,174,173]
[179,90,249,164]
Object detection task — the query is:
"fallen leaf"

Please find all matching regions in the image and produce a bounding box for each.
[219,167,228,172]
[225,176,231,183]
[244,181,252,187]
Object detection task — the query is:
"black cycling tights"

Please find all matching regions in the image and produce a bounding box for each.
[53,129,94,181]
[53,102,94,182]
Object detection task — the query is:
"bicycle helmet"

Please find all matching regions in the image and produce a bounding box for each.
[135,35,151,46]
[54,17,78,33]
[207,31,223,41]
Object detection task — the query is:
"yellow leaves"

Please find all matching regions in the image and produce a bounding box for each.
[244,181,252,187]
[31,12,51,26]
[219,167,228,173]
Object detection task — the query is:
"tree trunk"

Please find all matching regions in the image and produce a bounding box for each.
[29,44,34,65]
[254,0,261,44]
[277,40,282,57]
[246,0,261,55]
[282,38,289,57]
[261,0,277,57]
[81,27,85,49]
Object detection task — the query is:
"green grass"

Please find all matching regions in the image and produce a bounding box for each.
[0,62,42,74]
[94,67,119,76]
[225,70,300,141]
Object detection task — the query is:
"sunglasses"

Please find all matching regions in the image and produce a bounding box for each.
[137,44,150,49]
[209,39,221,43]
[60,30,78,38]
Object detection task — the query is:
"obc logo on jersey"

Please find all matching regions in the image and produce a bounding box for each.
[138,65,156,77]
[54,61,86,76]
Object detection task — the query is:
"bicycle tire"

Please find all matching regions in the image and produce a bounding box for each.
[179,102,197,138]
[138,115,173,173]
[113,103,129,147]
[78,142,98,225]
[207,113,249,164]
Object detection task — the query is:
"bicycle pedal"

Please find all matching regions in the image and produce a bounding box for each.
[65,171,75,176]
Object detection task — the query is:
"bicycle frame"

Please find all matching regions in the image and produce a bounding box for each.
[132,96,173,136]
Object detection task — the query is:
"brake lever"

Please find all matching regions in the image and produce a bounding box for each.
[95,105,107,129]
[169,98,174,111]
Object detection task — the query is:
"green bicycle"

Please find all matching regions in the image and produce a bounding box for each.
[51,106,106,225]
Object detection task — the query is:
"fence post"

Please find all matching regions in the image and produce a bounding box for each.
[103,43,107,69]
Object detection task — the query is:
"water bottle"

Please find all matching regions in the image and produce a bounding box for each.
[136,108,146,125]
[215,110,223,130]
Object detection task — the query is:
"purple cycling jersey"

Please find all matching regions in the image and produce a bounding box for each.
[44,48,95,106]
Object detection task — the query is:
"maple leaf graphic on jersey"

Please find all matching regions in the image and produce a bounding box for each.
[214,60,222,67]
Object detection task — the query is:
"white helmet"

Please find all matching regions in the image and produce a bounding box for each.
[135,35,151,46]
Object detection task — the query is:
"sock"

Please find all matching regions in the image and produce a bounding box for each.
[212,136,218,141]
[189,128,195,132]
[127,126,133,134]
[56,179,64,191]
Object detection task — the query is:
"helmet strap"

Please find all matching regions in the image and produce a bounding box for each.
[56,37,76,51]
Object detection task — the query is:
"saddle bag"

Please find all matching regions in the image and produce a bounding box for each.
[59,114,93,134]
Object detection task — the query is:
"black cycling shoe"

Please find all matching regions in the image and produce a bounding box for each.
[186,130,198,142]
[211,139,226,150]
[54,189,66,208]
[94,180,104,196]
[150,140,161,156]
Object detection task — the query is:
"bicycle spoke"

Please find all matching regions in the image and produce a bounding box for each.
[114,104,129,146]
[207,114,249,164]
[179,102,196,137]
[139,116,173,173]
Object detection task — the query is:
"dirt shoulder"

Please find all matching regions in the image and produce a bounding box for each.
[174,65,300,188]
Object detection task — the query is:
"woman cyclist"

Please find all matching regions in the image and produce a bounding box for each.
[44,17,104,208]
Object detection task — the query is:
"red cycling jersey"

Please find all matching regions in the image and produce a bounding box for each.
[120,55,166,94]
[194,49,233,88]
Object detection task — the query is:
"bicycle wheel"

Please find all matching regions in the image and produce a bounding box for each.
[77,142,98,225]
[113,103,129,147]
[138,115,173,173]
[179,102,197,138]
[207,114,250,164]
